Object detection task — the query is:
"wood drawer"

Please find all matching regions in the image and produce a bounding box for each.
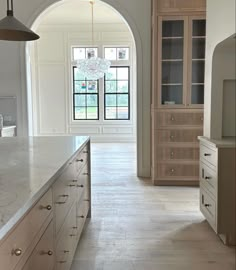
[53,163,76,235]
[21,221,54,270]
[55,204,77,270]
[156,146,199,161]
[200,144,217,167]
[200,162,217,198]
[75,144,89,175]
[156,129,203,143]
[0,189,53,270]
[156,111,203,128]
[200,188,217,231]
[157,163,199,178]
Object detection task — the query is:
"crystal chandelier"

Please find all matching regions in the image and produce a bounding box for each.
[76,0,110,80]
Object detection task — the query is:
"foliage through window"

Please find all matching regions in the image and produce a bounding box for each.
[104,66,130,120]
[73,67,99,120]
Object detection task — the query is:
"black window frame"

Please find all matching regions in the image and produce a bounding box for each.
[72,66,99,121]
[104,66,130,120]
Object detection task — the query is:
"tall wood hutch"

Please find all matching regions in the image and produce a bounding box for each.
[151,0,206,185]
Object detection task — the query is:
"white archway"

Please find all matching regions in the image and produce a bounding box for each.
[23,0,151,178]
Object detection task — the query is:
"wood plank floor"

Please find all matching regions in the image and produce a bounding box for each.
[71,143,235,270]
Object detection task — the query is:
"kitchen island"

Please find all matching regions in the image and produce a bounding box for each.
[0,136,91,270]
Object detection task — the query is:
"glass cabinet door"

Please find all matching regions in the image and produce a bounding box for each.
[160,18,185,106]
[189,18,206,105]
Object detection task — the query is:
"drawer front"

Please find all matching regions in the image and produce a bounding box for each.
[157,164,199,178]
[53,163,76,235]
[22,222,54,270]
[76,162,90,203]
[0,189,53,270]
[56,204,77,270]
[200,162,217,197]
[156,111,203,128]
[200,144,217,167]
[200,188,217,231]
[157,129,203,143]
[156,147,199,161]
[76,200,89,241]
[75,144,89,175]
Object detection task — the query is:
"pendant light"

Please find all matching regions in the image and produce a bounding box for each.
[0,0,40,41]
[76,0,110,80]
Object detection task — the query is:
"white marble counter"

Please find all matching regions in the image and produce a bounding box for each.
[0,136,89,241]
[198,136,236,148]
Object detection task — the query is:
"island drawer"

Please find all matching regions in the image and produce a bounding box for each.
[200,143,217,167]
[75,144,89,174]
[0,189,53,270]
[21,221,54,270]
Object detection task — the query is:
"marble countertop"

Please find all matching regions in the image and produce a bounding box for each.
[198,136,236,148]
[0,136,89,241]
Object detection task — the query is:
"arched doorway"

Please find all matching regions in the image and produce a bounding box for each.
[25,0,151,178]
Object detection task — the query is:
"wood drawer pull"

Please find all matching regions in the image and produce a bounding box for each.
[56,195,69,204]
[204,153,211,157]
[76,159,84,162]
[13,248,22,256]
[41,205,52,211]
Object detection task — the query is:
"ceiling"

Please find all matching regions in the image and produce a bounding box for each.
[39,0,125,26]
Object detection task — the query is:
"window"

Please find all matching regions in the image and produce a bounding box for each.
[104,66,130,120]
[104,47,129,61]
[73,67,99,120]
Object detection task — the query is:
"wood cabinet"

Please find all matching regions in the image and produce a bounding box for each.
[199,137,236,245]
[152,0,206,185]
[0,139,91,270]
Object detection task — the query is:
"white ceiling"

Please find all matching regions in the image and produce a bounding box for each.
[39,0,125,26]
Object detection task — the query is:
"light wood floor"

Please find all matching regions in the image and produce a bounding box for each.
[71,143,235,270]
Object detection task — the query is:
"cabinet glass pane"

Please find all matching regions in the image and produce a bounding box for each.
[162,21,184,37]
[192,20,206,37]
[162,85,183,105]
[192,38,205,59]
[162,38,184,59]
[162,61,183,84]
[192,61,205,83]
[192,85,204,104]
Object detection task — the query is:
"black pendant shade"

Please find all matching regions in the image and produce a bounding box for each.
[0,0,40,41]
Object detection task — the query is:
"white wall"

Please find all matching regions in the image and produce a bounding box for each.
[32,23,136,142]
[0,0,151,177]
[204,0,236,138]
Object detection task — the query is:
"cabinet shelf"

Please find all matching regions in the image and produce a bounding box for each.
[192,36,206,39]
[192,59,205,61]
[162,37,184,39]
[192,83,204,85]
[162,83,183,86]
[162,59,183,62]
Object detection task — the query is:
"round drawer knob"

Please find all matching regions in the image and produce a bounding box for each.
[170,135,174,140]
[14,248,22,256]
[171,116,175,121]
[47,250,53,256]
[170,152,174,157]
[46,205,52,210]
[171,169,175,173]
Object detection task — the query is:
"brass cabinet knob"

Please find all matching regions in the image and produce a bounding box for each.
[13,248,22,256]
[47,250,53,256]
[46,205,52,211]
[170,135,175,140]
[170,168,175,174]
[170,116,175,121]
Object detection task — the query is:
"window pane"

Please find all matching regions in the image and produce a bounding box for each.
[74,95,86,106]
[87,81,98,92]
[87,95,97,106]
[117,94,128,106]
[105,94,116,106]
[86,48,98,59]
[117,67,129,80]
[105,48,117,60]
[75,107,86,119]
[73,48,85,60]
[105,107,117,119]
[105,81,117,93]
[117,48,129,60]
[74,81,86,93]
[117,81,129,93]
[118,107,129,119]
[87,107,98,119]
[74,68,85,80]
[106,68,117,80]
